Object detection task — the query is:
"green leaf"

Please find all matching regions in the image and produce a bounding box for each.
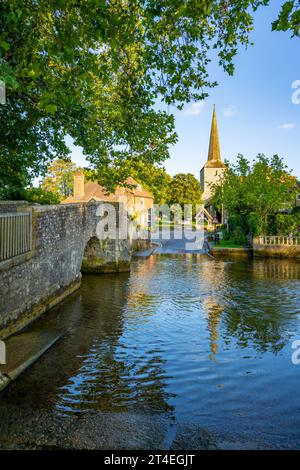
[0,41,10,51]
[44,104,58,115]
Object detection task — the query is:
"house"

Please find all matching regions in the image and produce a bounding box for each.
[62,172,154,228]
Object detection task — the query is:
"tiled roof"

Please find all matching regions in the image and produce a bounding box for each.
[62,177,153,204]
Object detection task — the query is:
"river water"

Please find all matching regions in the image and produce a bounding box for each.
[1,255,300,449]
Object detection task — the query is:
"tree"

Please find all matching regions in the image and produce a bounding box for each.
[24,187,61,205]
[0,0,283,198]
[41,159,77,200]
[167,173,203,218]
[272,1,300,37]
[105,159,172,204]
[268,211,300,236]
[132,164,172,205]
[212,154,298,236]
[1,1,299,199]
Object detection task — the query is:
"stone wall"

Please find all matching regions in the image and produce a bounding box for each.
[0,201,29,213]
[253,243,300,259]
[210,247,253,258]
[0,202,133,338]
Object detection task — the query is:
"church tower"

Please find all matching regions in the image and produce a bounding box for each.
[200,105,226,203]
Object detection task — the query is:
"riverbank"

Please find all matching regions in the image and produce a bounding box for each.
[253,237,300,259]
[0,324,65,392]
[210,246,252,258]
[208,240,252,258]
[0,406,281,450]
[208,241,300,260]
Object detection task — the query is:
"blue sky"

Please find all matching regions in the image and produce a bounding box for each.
[69,2,300,179]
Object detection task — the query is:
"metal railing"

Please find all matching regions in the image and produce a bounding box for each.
[255,236,300,246]
[0,212,32,262]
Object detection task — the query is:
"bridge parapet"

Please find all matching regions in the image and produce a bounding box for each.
[0,201,137,338]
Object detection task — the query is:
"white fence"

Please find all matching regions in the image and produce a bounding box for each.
[0,212,32,262]
[255,236,300,246]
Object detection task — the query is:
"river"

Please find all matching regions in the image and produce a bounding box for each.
[0,254,300,449]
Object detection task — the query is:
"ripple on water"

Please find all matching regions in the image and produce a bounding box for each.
[1,257,300,445]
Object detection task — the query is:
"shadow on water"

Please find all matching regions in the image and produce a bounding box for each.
[1,255,300,448]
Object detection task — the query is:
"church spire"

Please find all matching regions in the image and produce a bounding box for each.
[200,104,226,203]
[207,104,221,162]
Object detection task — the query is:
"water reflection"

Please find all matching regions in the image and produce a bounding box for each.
[1,256,300,445]
[51,271,175,415]
[220,260,300,353]
[203,298,224,361]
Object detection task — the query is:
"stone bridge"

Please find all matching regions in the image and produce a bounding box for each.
[0,201,141,338]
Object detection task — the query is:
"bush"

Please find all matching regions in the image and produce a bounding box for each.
[221,226,230,240]
[0,185,60,204]
[24,187,60,205]
[228,213,248,234]
[292,206,300,215]
[0,185,26,201]
[231,228,247,246]
[246,211,267,236]
[267,212,300,236]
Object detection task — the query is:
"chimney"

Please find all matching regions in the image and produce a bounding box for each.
[73,171,85,199]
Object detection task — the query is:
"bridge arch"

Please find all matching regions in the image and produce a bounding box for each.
[81,234,131,274]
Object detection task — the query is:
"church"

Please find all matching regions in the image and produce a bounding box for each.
[200,105,226,225]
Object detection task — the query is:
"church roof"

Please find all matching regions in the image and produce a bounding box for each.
[204,105,226,169]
